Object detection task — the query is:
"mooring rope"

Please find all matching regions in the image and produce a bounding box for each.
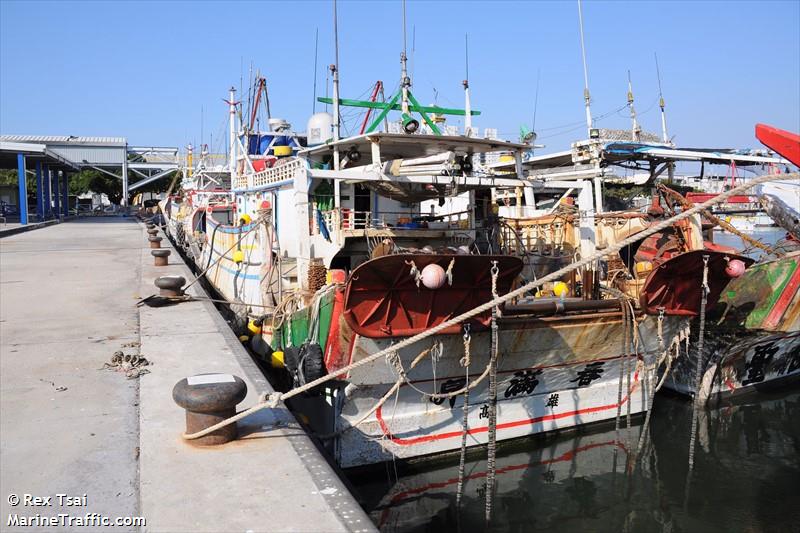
[687,254,710,472]
[181,172,800,441]
[455,325,472,507]
[614,298,628,454]
[485,262,500,524]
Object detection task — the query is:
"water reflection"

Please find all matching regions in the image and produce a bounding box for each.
[351,391,800,532]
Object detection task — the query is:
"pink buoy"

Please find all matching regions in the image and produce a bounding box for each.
[725,259,746,278]
[420,263,446,289]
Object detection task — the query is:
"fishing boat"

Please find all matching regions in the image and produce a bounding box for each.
[160,64,737,469]
[158,16,794,466]
[662,124,800,402]
[161,82,307,318]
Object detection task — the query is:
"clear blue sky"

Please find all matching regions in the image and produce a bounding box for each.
[1,0,798,153]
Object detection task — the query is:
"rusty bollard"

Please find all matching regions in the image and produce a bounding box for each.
[151,249,171,267]
[154,275,185,297]
[146,222,155,229]
[147,227,159,236]
[173,374,247,445]
[148,236,163,249]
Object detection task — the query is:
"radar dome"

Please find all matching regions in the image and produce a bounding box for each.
[307,113,334,146]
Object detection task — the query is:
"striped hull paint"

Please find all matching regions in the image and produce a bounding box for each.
[327,312,684,468]
[200,216,265,309]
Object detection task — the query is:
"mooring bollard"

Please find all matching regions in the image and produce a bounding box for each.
[154,275,185,297]
[148,236,163,249]
[151,249,171,267]
[146,222,155,229]
[172,374,247,445]
[147,227,159,236]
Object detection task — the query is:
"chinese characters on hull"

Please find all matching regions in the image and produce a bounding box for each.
[571,361,605,387]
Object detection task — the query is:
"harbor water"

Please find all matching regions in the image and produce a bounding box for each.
[350,390,800,532]
[349,228,799,532]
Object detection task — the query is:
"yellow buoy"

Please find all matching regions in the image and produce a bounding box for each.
[232,250,245,264]
[273,145,293,157]
[270,350,285,369]
[238,335,249,343]
[635,261,653,276]
[553,281,569,298]
[247,320,262,335]
[239,213,252,225]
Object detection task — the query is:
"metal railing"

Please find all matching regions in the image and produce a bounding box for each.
[312,208,471,235]
[235,159,305,190]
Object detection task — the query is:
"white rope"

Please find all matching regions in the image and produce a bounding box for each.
[182,172,800,441]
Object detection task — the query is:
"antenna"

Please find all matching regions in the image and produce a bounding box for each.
[246,63,253,134]
[312,27,319,114]
[577,0,593,136]
[465,33,469,83]
[627,70,640,142]
[200,105,204,159]
[402,0,407,60]
[655,52,669,143]
[400,0,411,116]
[531,68,540,153]
[463,33,472,135]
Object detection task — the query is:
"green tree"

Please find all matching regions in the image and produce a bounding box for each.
[66,169,123,204]
[0,168,36,192]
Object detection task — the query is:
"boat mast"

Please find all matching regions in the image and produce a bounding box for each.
[531,68,540,154]
[627,71,641,142]
[332,0,342,210]
[228,86,237,180]
[577,0,602,212]
[655,53,669,143]
[463,33,472,137]
[399,0,417,133]
[577,0,593,136]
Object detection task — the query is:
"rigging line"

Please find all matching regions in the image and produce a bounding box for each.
[535,102,627,133]
[655,52,664,96]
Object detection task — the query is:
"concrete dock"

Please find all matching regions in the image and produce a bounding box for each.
[0,218,374,532]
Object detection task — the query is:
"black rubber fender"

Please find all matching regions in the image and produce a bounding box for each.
[283,346,301,374]
[300,343,326,384]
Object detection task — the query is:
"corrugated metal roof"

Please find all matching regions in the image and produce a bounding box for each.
[0,135,126,145]
[49,146,125,165]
